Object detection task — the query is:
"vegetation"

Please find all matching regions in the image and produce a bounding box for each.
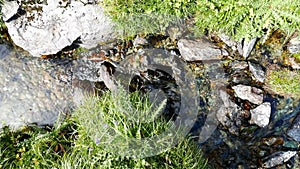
[265,69,300,98]
[101,0,300,41]
[195,0,300,41]
[0,87,208,168]
[101,0,197,38]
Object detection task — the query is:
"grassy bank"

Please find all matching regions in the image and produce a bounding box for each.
[0,88,208,168]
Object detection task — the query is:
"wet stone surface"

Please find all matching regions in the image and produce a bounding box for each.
[0,45,74,130]
[0,31,299,168]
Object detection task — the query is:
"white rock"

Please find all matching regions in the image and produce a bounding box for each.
[3,0,116,57]
[250,102,271,127]
[1,0,19,22]
[232,84,264,104]
[263,151,297,168]
[287,36,300,54]
[242,37,257,59]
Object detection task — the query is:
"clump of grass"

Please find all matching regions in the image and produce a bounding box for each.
[101,0,197,37]
[265,69,300,98]
[0,87,208,168]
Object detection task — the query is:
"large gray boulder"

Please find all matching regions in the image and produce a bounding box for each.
[2,0,116,57]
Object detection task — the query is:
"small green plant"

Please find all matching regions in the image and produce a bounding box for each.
[195,0,300,41]
[0,87,208,168]
[265,69,300,98]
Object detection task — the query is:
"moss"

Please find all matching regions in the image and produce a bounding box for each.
[265,69,300,98]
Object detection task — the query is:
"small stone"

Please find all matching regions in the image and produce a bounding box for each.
[242,37,257,59]
[133,35,148,47]
[262,151,297,168]
[230,61,248,70]
[177,38,224,61]
[248,62,265,82]
[288,57,300,70]
[287,114,300,142]
[287,36,300,54]
[232,85,264,105]
[249,102,271,127]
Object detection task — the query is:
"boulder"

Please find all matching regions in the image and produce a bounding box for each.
[2,0,116,57]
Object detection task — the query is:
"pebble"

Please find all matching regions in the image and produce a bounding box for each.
[248,62,265,83]
[287,114,300,142]
[262,151,297,168]
[249,102,271,127]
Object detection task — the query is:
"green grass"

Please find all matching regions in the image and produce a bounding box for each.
[265,69,300,98]
[101,0,300,41]
[101,0,197,38]
[0,87,208,168]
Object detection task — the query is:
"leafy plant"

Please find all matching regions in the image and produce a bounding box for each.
[195,0,300,41]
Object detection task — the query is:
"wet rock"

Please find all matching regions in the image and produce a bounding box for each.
[241,38,257,59]
[216,90,243,135]
[287,36,300,54]
[287,114,300,142]
[262,151,297,168]
[0,44,11,59]
[0,46,74,130]
[232,84,264,104]
[177,38,227,61]
[73,53,117,90]
[249,102,271,127]
[3,0,116,56]
[248,62,265,83]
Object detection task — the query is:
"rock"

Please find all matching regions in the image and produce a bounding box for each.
[1,0,19,22]
[287,114,300,142]
[288,57,300,70]
[241,37,257,59]
[73,53,117,90]
[3,0,116,57]
[248,62,265,82]
[216,90,243,135]
[218,33,239,51]
[262,151,297,168]
[232,85,264,104]
[287,36,300,54]
[249,102,271,127]
[177,38,227,61]
[0,46,74,130]
[0,44,11,59]
[230,61,248,70]
[133,35,148,47]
